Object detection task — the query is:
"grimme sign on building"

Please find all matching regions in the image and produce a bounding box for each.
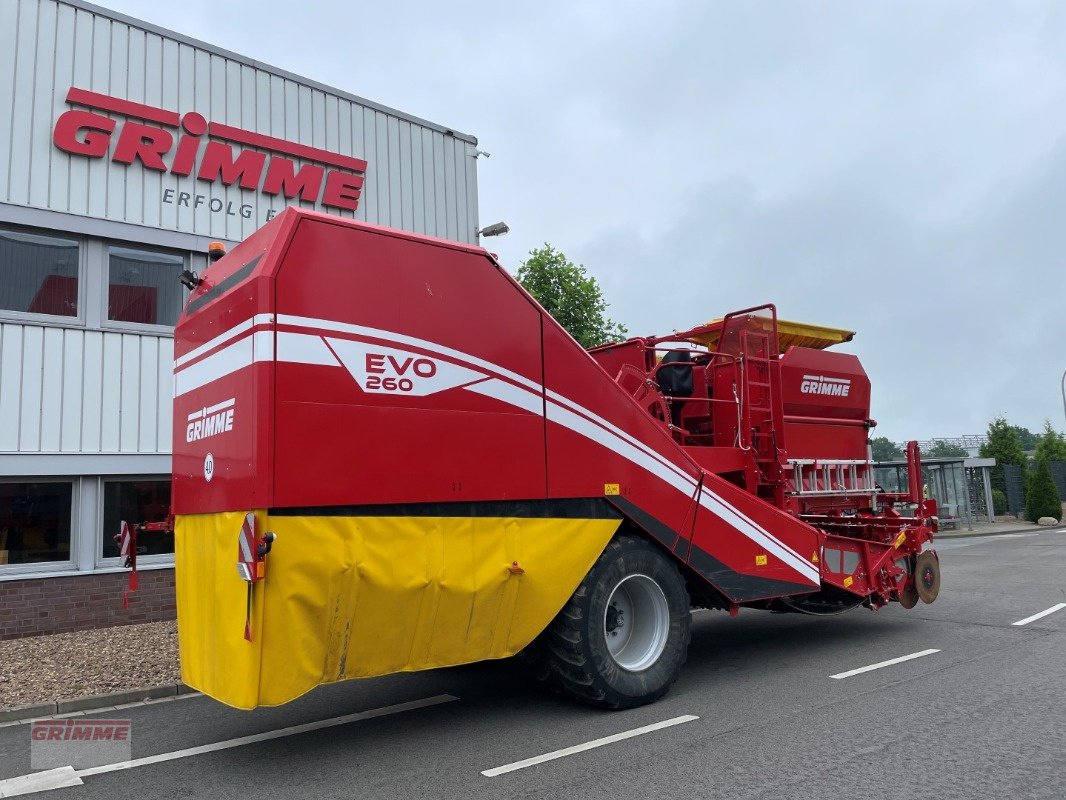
[0,0,479,636]
[52,87,370,223]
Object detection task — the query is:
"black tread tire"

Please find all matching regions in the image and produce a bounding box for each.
[539,533,691,709]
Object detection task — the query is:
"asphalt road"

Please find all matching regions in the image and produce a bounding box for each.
[2,527,1064,800]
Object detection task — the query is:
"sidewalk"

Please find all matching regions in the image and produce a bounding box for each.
[934,519,1058,538]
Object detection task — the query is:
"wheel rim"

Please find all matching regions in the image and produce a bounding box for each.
[603,574,670,672]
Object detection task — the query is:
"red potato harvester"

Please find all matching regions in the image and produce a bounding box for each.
[121,208,939,710]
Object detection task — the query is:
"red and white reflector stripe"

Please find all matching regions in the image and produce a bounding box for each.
[237,512,259,583]
[117,521,138,607]
[118,521,132,559]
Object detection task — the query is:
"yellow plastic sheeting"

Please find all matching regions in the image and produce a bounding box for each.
[176,513,620,709]
[175,511,266,711]
[691,318,855,354]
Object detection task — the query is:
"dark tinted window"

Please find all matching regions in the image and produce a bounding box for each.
[0,482,73,565]
[108,246,185,326]
[0,229,79,317]
[101,480,173,559]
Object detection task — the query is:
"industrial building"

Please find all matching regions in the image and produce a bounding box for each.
[0,0,479,637]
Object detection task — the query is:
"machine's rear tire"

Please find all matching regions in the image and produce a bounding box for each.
[540,533,691,709]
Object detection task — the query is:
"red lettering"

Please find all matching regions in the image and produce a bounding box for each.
[171,134,201,176]
[47,728,63,740]
[53,92,371,208]
[262,157,325,201]
[387,356,413,375]
[322,170,364,211]
[366,354,386,374]
[413,359,436,378]
[52,109,115,157]
[197,141,266,189]
[112,121,173,171]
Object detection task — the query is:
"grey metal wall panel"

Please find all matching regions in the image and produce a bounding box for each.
[99,332,121,451]
[156,336,172,452]
[1,0,478,244]
[80,330,103,451]
[0,2,16,200]
[60,328,84,451]
[0,322,172,455]
[0,325,22,452]
[40,327,64,451]
[18,326,43,450]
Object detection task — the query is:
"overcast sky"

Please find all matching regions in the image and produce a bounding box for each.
[105,0,1066,443]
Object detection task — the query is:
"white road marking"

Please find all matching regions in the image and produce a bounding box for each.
[1012,602,1066,627]
[0,695,457,795]
[77,694,456,777]
[830,649,940,680]
[481,714,699,777]
[0,767,82,797]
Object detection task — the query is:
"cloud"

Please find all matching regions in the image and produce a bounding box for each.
[101,0,1066,439]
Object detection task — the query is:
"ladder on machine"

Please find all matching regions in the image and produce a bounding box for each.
[739,329,781,494]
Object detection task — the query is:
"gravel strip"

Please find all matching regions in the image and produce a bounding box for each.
[0,621,179,710]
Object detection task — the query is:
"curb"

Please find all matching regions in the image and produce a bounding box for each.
[0,683,197,724]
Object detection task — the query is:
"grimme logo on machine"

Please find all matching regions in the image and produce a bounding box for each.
[187,398,236,442]
[800,374,851,397]
[325,340,486,397]
[52,87,368,220]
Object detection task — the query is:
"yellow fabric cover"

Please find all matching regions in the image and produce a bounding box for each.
[691,318,856,353]
[176,513,620,709]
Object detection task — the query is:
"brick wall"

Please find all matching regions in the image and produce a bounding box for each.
[0,569,175,640]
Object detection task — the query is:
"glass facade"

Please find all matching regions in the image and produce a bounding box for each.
[875,460,973,528]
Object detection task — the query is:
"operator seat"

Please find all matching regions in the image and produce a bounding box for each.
[658,350,693,426]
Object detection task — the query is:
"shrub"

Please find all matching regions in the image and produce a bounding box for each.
[991,489,1008,516]
[1025,458,1062,522]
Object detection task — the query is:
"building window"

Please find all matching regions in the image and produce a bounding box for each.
[0,482,74,565]
[0,229,80,318]
[101,479,173,559]
[107,246,185,327]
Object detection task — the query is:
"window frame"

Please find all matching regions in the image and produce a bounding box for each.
[94,475,175,569]
[0,224,86,326]
[100,241,190,334]
[0,477,79,576]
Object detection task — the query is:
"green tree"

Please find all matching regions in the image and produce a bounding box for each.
[1010,425,1038,452]
[1025,457,1062,522]
[870,436,903,462]
[1033,419,1066,464]
[516,244,627,349]
[979,416,1028,494]
[925,439,969,458]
